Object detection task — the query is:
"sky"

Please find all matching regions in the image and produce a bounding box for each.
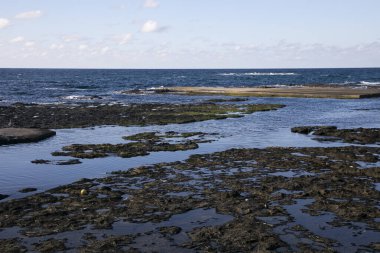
[0,0,380,68]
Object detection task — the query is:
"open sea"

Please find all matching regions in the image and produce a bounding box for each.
[0,68,380,104]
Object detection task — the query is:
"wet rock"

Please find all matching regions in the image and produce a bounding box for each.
[0,239,27,253]
[158,226,182,235]
[78,235,135,252]
[33,238,67,253]
[0,128,56,145]
[51,131,216,160]
[19,187,37,193]
[0,194,8,201]
[31,159,82,165]
[31,159,50,164]
[0,145,379,252]
[292,126,380,144]
[291,126,337,135]
[0,103,284,129]
[206,97,249,103]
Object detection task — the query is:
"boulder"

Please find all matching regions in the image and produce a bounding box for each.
[0,128,56,145]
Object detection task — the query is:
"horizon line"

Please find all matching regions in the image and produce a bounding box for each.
[1,67,380,70]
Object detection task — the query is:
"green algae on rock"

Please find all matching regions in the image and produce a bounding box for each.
[50,131,216,160]
[0,103,284,129]
[1,145,379,252]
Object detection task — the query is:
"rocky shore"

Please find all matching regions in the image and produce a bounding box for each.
[0,144,379,252]
[0,103,284,129]
[0,102,379,252]
[140,86,380,99]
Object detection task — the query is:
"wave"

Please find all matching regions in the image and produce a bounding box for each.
[358,81,380,86]
[62,95,103,100]
[327,81,380,87]
[218,72,299,77]
[44,87,68,91]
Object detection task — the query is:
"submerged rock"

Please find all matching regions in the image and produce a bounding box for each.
[31,159,82,165]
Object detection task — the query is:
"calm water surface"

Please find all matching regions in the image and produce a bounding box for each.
[1,96,379,199]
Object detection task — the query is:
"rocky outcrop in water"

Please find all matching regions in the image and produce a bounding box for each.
[291,126,380,144]
[0,128,56,145]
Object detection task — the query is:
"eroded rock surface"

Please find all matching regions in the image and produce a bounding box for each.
[0,103,284,129]
[0,145,379,252]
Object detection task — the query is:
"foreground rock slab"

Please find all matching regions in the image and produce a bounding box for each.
[0,128,56,145]
[156,86,380,99]
[0,145,379,252]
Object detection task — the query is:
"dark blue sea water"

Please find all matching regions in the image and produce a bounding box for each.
[0,68,380,104]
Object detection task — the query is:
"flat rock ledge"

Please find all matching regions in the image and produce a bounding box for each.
[0,128,56,145]
[156,86,380,99]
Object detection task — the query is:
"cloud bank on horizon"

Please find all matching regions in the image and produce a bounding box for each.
[0,0,379,68]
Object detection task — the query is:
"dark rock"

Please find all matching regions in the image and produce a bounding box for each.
[19,188,37,193]
[33,238,67,253]
[0,194,9,201]
[0,103,284,129]
[0,128,56,145]
[31,159,50,164]
[158,226,182,235]
[292,126,380,144]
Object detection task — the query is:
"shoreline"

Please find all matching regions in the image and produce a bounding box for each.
[153,86,380,99]
[0,99,379,252]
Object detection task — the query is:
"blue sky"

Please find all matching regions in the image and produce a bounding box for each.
[0,0,379,68]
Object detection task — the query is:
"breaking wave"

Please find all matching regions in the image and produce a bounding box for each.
[218,72,299,77]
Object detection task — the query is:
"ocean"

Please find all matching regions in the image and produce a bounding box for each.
[1,68,380,104]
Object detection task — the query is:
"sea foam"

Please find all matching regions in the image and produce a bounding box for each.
[218,72,299,77]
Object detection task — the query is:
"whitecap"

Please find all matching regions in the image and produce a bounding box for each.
[218,72,299,77]
[62,95,102,100]
[358,81,380,86]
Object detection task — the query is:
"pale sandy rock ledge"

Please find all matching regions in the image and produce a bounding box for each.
[0,128,56,145]
[156,86,380,99]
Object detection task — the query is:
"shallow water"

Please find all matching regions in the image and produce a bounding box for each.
[280,199,380,252]
[0,208,232,252]
[1,97,380,199]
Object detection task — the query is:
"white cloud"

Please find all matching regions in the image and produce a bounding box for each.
[24,41,35,47]
[10,36,25,43]
[50,43,64,50]
[141,20,158,33]
[78,44,88,50]
[15,10,43,19]
[100,46,110,54]
[0,18,10,29]
[62,35,83,43]
[117,33,132,45]
[144,0,159,8]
